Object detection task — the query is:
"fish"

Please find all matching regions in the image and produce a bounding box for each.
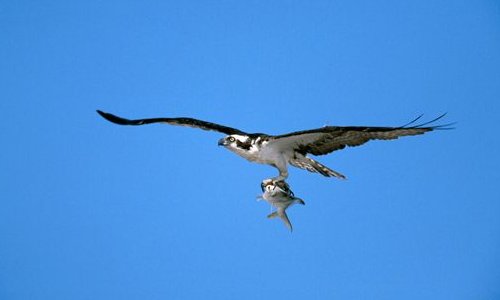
[258,180,305,231]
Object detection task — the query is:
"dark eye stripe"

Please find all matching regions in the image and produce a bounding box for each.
[235,139,252,150]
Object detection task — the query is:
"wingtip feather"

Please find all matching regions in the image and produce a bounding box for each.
[96,110,134,125]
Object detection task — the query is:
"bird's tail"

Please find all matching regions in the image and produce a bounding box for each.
[290,157,346,179]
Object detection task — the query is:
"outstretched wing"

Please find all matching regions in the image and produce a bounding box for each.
[96,110,247,135]
[270,114,453,156]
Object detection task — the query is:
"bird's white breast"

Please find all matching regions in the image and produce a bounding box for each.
[226,136,294,167]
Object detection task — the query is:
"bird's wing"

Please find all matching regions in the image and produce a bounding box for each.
[96,110,247,135]
[269,114,453,156]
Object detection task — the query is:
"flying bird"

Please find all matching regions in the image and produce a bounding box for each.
[96,110,451,182]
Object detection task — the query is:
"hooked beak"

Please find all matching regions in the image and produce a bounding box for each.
[218,138,226,146]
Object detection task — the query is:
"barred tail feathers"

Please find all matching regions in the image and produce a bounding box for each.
[289,156,346,179]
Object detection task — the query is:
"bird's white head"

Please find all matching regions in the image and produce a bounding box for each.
[218,134,252,150]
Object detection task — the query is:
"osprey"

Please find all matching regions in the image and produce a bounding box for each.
[96,110,451,182]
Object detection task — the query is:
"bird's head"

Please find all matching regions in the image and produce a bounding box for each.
[218,135,252,151]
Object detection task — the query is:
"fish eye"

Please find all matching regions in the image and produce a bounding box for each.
[228,136,236,142]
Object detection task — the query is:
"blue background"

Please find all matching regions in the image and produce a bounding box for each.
[2,1,499,299]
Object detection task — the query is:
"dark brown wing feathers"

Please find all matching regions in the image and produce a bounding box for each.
[96,110,247,135]
[295,126,432,155]
[275,114,452,156]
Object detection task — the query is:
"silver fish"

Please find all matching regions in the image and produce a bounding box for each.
[259,180,305,231]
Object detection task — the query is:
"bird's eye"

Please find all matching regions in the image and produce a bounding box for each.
[228,137,236,142]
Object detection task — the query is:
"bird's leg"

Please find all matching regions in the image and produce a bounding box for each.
[272,171,287,182]
[266,159,288,183]
[270,168,288,184]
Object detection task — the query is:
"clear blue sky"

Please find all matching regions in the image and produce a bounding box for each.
[1,1,499,299]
